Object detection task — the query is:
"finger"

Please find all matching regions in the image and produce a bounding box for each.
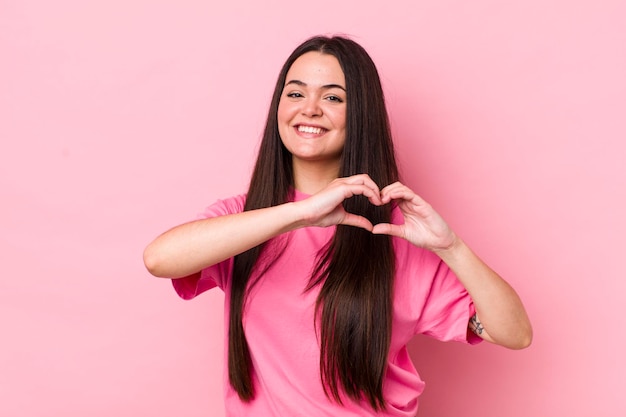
[342,183,383,205]
[381,184,429,207]
[344,174,381,194]
[371,222,405,238]
[340,213,374,231]
[345,173,375,184]
[380,181,403,193]
[380,183,413,203]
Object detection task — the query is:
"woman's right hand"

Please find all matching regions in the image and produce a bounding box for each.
[293,174,383,230]
[144,174,384,278]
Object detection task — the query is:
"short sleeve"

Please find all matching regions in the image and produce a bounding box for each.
[414,254,481,345]
[170,194,247,300]
[390,205,480,346]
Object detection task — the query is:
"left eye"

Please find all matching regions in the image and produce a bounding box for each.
[326,95,343,103]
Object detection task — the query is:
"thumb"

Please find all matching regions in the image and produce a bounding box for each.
[371,222,404,238]
[340,212,374,231]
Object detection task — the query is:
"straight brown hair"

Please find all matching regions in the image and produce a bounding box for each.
[229,35,399,410]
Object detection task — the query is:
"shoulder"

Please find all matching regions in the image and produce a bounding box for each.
[198,193,247,219]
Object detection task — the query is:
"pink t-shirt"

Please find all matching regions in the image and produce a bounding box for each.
[172,190,479,416]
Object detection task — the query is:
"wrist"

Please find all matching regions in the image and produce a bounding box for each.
[432,234,465,258]
[283,200,311,230]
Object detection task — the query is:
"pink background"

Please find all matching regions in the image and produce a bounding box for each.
[2,1,625,416]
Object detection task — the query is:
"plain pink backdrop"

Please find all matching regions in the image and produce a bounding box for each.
[2,1,625,416]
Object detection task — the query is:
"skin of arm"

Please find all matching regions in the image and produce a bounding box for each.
[434,239,532,349]
[143,175,383,279]
[143,204,303,278]
[372,182,533,350]
[145,174,532,349]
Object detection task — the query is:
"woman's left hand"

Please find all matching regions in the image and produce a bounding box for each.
[373,182,533,349]
[372,182,458,252]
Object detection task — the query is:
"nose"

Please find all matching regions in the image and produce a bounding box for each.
[301,97,322,117]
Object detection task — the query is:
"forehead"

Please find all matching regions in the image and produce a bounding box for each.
[285,52,345,86]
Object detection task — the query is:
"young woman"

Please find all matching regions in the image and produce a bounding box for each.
[144,35,532,416]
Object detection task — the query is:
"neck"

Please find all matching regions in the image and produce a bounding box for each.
[292,158,340,195]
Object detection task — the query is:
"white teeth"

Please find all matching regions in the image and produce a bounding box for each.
[298,125,323,134]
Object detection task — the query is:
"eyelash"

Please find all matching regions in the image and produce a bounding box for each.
[285,92,344,103]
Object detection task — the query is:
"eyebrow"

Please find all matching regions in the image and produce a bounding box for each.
[285,79,346,92]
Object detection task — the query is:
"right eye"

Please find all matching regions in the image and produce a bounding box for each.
[286,92,303,98]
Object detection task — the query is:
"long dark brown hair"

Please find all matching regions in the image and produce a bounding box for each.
[228,35,399,410]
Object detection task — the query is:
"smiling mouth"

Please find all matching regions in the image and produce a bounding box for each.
[297,125,326,135]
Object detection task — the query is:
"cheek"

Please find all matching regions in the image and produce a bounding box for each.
[332,109,347,130]
[277,100,295,123]
[276,106,290,144]
[277,103,286,124]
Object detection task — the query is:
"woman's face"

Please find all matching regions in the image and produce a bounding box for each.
[277,52,347,171]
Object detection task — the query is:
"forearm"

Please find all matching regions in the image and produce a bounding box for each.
[434,238,533,349]
[144,175,387,279]
[143,202,302,279]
